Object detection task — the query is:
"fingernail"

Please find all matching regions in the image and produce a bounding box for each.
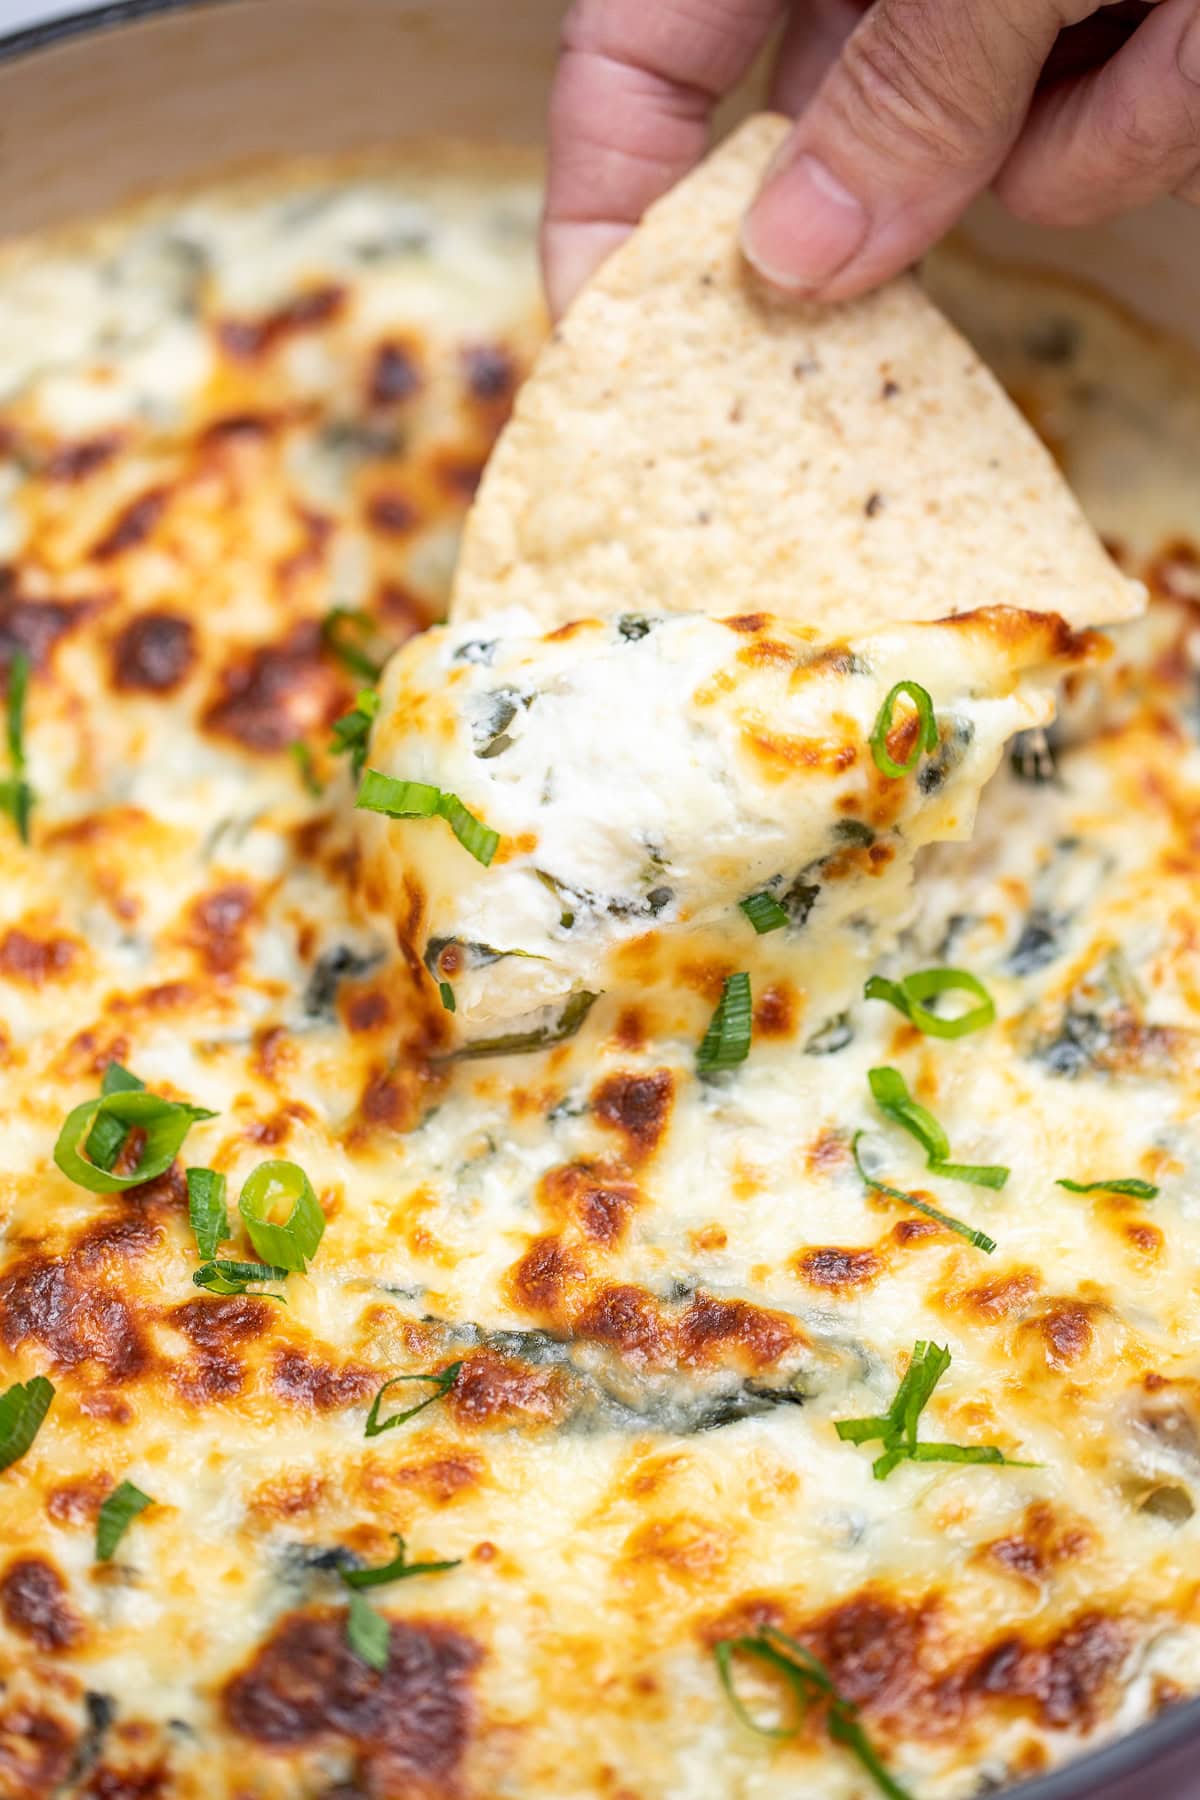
[741,151,868,294]
[1179,6,1200,83]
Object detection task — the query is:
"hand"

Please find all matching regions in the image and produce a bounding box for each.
[541,0,1200,315]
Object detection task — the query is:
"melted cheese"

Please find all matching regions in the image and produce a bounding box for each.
[363,605,1094,1031]
[0,150,1197,1800]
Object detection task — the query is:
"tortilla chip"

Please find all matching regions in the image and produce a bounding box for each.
[452,113,1140,634]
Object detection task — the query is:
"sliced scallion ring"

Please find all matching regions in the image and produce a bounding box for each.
[238,1159,325,1273]
[869,679,938,778]
[865,967,996,1038]
[54,1089,216,1194]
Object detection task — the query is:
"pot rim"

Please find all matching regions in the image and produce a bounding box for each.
[0,4,1196,1798]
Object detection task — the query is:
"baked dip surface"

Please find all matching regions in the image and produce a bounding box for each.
[0,146,1199,1799]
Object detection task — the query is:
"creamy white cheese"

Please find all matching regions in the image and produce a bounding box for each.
[361,606,1090,1028]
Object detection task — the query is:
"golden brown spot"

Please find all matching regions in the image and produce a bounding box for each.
[721,613,771,634]
[434,451,486,501]
[613,1006,647,1052]
[272,1348,375,1413]
[91,487,170,561]
[944,1268,1041,1323]
[247,1473,328,1521]
[0,1248,151,1383]
[205,621,350,753]
[0,1707,74,1795]
[736,636,796,669]
[575,1284,668,1365]
[690,1224,727,1252]
[0,1557,81,1652]
[753,984,795,1038]
[110,612,195,694]
[0,585,90,671]
[345,990,391,1033]
[507,1235,585,1319]
[745,728,858,778]
[76,1763,167,1798]
[592,1070,674,1162]
[169,1295,273,1349]
[807,1130,849,1174]
[366,491,419,535]
[985,1502,1094,1586]
[217,284,346,362]
[385,1456,482,1505]
[44,433,122,482]
[446,1350,566,1429]
[1026,1299,1095,1369]
[963,1610,1130,1729]
[45,1473,113,1526]
[797,1246,881,1290]
[378,580,437,643]
[624,1514,729,1584]
[186,882,255,979]
[1144,538,1200,604]
[358,1064,435,1136]
[1123,1221,1163,1260]
[541,1162,639,1247]
[677,1292,796,1370]
[223,1612,481,1784]
[0,928,76,986]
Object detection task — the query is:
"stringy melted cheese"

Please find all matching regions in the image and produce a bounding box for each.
[0,157,1198,1800]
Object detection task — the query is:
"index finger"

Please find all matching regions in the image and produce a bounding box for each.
[541,0,783,316]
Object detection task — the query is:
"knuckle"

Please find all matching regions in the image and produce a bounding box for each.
[829,5,988,165]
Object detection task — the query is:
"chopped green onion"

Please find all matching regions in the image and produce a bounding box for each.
[345,1589,390,1671]
[867,1066,949,1161]
[438,981,456,1013]
[868,679,938,779]
[321,606,389,681]
[238,1160,325,1274]
[356,769,500,867]
[739,892,789,935]
[95,1480,153,1562]
[0,1375,54,1474]
[364,1363,462,1438]
[0,650,34,843]
[836,1341,1030,1480]
[55,1088,217,1194]
[864,967,996,1038]
[868,1066,1008,1189]
[441,991,598,1062]
[330,688,379,780]
[697,972,753,1075]
[186,1167,229,1261]
[100,1061,145,1096]
[852,1133,996,1253]
[715,1626,913,1800]
[929,1158,1009,1190]
[192,1259,289,1300]
[290,741,324,797]
[1057,1177,1159,1198]
[341,1532,460,1590]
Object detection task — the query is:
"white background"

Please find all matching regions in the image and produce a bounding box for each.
[1,0,89,32]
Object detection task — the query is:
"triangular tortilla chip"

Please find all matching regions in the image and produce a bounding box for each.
[452,113,1139,634]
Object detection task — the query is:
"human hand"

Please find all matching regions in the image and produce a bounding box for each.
[542,0,1200,315]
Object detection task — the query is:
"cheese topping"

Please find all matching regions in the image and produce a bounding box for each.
[362,606,1095,1031]
[0,149,1197,1800]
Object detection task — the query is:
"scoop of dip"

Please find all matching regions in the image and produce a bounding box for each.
[356,606,1100,1039]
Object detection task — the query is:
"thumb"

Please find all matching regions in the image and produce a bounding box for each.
[743,0,1067,299]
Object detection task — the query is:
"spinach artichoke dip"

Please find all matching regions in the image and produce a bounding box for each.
[0,137,1199,1800]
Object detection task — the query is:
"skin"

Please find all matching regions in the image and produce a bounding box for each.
[541,0,1200,316]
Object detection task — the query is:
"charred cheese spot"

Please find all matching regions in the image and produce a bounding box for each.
[368,339,423,407]
[446,1350,567,1430]
[216,283,347,362]
[110,611,196,694]
[91,488,171,562]
[271,1347,375,1412]
[591,1071,674,1163]
[796,1246,882,1291]
[0,1557,82,1653]
[0,1248,152,1384]
[223,1612,481,1781]
[0,1708,75,1797]
[0,928,77,986]
[203,623,350,753]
